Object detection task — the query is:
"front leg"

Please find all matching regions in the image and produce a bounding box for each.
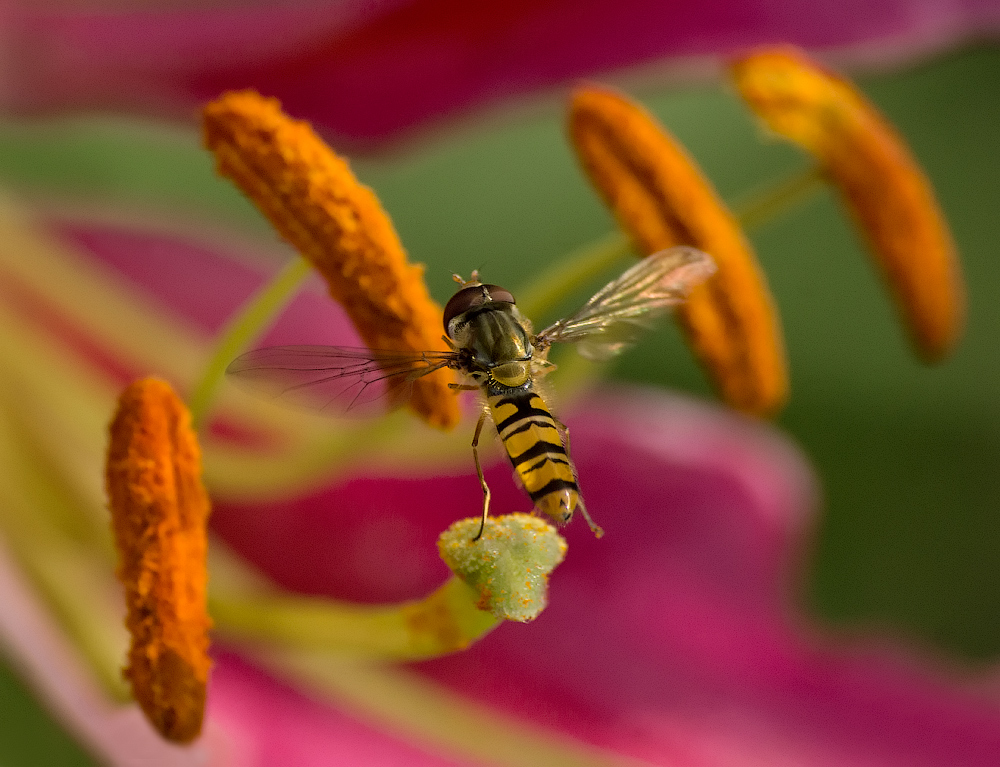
[471,410,491,541]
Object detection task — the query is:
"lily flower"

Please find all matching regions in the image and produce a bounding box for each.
[3,207,1000,762]
[0,9,997,766]
[3,74,1000,762]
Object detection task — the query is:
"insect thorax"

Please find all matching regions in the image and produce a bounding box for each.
[448,302,534,389]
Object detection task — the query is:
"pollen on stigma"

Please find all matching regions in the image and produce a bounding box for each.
[438,514,568,623]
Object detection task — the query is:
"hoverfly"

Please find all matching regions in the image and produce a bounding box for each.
[227,246,716,539]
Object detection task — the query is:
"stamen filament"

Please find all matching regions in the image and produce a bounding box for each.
[732,165,826,231]
[188,255,313,429]
[516,232,634,321]
[517,164,824,328]
[0,442,129,701]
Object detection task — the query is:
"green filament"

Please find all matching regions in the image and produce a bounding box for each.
[732,164,826,231]
[188,255,313,429]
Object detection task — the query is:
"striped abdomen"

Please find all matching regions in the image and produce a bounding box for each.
[488,389,580,524]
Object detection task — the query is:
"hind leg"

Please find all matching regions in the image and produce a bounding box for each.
[552,416,603,538]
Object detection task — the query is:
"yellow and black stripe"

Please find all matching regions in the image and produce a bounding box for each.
[488,389,580,523]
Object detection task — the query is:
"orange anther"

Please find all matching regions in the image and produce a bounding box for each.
[106,378,212,743]
[569,86,787,415]
[733,47,965,361]
[203,91,459,428]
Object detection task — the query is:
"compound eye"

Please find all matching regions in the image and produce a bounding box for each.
[481,284,515,305]
[442,284,516,334]
[443,286,487,333]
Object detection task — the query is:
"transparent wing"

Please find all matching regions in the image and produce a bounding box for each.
[226,345,458,415]
[535,246,716,361]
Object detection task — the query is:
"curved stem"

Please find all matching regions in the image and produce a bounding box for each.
[188,255,313,429]
[210,576,499,660]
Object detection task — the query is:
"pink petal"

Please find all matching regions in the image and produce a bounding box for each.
[13,217,1000,765]
[210,389,1000,765]
[208,390,812,605]
[416,394,1000,765]
[6,1,1000,143]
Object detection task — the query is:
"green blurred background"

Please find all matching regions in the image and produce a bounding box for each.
[0,43,996,764]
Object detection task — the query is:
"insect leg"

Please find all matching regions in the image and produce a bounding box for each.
[471,410,491,542]
[449,383,480,391]
[553,416,604,538]
[552,415,572,456]
[576,498,604,539]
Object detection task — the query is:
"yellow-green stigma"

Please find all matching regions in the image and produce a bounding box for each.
[438,514,567,622]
